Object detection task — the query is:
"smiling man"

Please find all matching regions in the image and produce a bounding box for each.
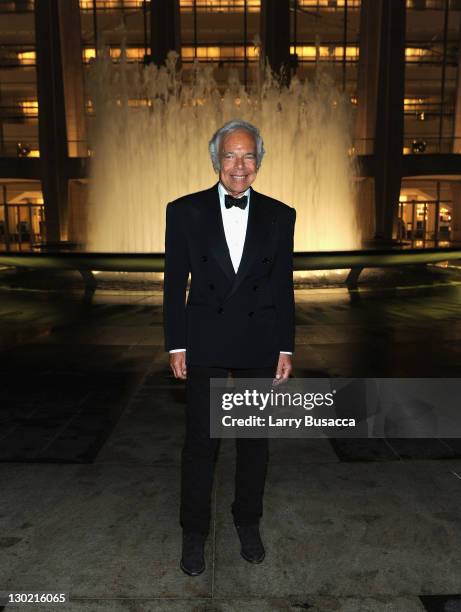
[163,119,296,576]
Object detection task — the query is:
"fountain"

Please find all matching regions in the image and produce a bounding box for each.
[86,48,360,253]
[3,48,461,295]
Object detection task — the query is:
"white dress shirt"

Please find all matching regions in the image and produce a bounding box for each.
[218,181,250,273]
[169,183,292,355]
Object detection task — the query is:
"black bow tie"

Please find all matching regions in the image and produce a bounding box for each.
[224,194,248,210]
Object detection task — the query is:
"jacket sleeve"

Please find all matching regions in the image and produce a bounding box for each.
[163,202,190,351]
[272,207,296,353]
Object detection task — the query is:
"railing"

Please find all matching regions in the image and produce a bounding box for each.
[403,136,461,155]
[4,45,460,70]
[1,137,460,158]
[0,204,45,251]
[352,137,461,155]
[1,135,460,157]
[179,0,261,12]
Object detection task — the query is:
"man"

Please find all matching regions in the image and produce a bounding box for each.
[163,119,296,576]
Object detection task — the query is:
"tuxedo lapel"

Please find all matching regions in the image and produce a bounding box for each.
[205,184,235,283]
[225,187,274,301]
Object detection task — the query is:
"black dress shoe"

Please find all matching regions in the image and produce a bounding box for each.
[235,523,265,563]
[180,531,206,576]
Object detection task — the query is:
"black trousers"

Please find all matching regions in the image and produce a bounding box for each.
[180,363,277,536]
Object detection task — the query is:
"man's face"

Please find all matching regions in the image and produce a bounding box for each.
[218,129,258,197]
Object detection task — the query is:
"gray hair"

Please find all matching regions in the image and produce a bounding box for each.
[208,119,265,172]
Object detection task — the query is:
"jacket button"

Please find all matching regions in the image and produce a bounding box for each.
[209,283,215,290]
[201,255,208,262]
[217,307,224,314]
[248,311,254,317]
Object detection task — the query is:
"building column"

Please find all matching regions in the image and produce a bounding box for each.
[34,0,69,243]
[355,0,406,243]
[260,0,290,82]
[58,0,87,158]
[453,25,461,153]
[373,0,406,242]
[35,0,87,244]
[355,0,381,156]
[450,182,461,243]
[354,0,382,244]
[59,0,88,246]
[150,0,181,68]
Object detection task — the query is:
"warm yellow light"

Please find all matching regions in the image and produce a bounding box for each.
[28,150,40,157]
[127,99,150,107]
[19,100,38,116]
[180,0,261,12]
[83,47,147,62]
[399,195,408,202]
[181,45,259,61]
[298,0,361,7]
[84,44,259,64]
[114,48,144,60]
[404,97,424,106]
[17,51,36,65]
[290,45,318,58]
[405,47,429,60]
[206,46,220,58]
[336,46,359,58]
[80,0,144,8]
[83,48,96,61]
[179,0,360,11]
[290,45,359,60]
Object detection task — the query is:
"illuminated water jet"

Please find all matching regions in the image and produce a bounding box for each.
[86,50,360,253]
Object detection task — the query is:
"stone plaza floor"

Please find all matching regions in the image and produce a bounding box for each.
[1,267,461,611]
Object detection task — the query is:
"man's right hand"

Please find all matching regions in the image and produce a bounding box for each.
[170,351,187,379]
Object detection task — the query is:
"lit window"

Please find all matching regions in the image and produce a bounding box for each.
[290,45,359,61]
[179,0,261,13]
[298,0,361,8]
[82,47,146,62]
[181,46,260,61]
[17,51,36,65]
[80,0,144,9]
[19,100,39,117]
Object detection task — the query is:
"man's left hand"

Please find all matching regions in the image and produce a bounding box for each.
[273,353,292,386]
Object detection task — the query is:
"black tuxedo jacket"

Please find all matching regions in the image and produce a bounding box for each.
[163,183,296,368]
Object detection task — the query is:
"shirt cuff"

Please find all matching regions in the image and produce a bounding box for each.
[280,351,292,355]
[169,349,186,353]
